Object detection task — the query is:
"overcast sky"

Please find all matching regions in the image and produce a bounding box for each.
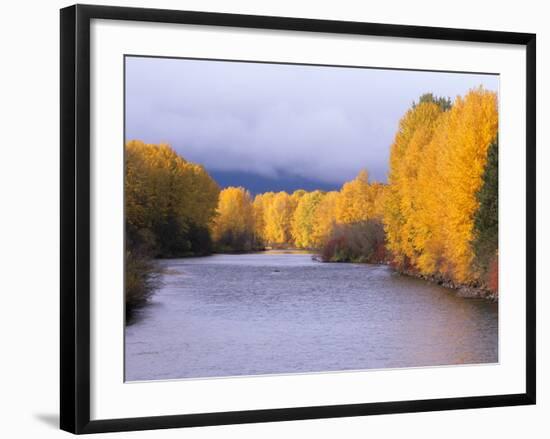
[125,56,498,190]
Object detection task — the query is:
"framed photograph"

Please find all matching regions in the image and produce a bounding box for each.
[60,4,536,434]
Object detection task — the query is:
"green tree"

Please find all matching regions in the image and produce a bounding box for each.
[412,93,452,112]
[473,139,498,275]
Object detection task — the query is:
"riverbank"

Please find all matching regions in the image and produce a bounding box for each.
[389,267,498,302]
[311,252,497,302]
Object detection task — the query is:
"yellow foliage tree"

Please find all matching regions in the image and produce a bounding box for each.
[311,191,339,246]
[335,170,371,223]
[124,140,220,307]
[335,170,387,225]
[291,189,307,203]
[125,140,219,255]
[252,192,273,245]
[413,111,451,275]
[263,191,296,247]
[384,88,498,283]
[291,191,325,248]
[384,101,445,267]
[369,182,387,220]
[439,88,498,281]
[212,187,256,251]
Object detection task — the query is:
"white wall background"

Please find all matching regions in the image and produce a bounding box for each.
[0,0,546,437]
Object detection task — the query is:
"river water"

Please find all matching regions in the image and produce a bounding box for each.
[125,251,498,381]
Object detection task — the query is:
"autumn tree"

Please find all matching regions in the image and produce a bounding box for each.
[335,170,386,224]
[369,182,387,220]
[291,189,307,203]
[384,101,445,268]
[263,191,296,247]
[125,140,220,311]
[212,186,257,252]
[384,88,498,284]
[311,191,339,246]
[252,192,273,246]
[291,191,325,248]
[412,111,451,275]
[125,140,219,257]
[440,88,498,282]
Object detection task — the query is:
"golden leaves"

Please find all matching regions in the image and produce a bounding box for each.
[212,187,255,243]
[383,88,498,282]
[248,173,386,250]
[127,87,497,286]
[125,140,220,234]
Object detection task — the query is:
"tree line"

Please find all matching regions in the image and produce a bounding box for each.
[125,87,499,312]
[384,88,498,290]
[125,140,219,312]
[212,169,386,257]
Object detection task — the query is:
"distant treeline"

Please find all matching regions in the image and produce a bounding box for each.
[125,87,499,313]
[213,170,386,258]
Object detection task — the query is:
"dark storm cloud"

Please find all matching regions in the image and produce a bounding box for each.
[125,57,498,185]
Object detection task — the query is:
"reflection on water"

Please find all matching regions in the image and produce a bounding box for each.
[125,251,498,381]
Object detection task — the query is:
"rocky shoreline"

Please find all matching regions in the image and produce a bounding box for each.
[312,254,498,302]
[397,268,498,302]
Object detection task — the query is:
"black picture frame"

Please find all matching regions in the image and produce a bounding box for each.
[60,4,536,434]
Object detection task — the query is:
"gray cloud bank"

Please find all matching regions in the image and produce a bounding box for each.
[125,56,498,185]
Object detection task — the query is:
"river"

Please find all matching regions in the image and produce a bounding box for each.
[125,251,498,381]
